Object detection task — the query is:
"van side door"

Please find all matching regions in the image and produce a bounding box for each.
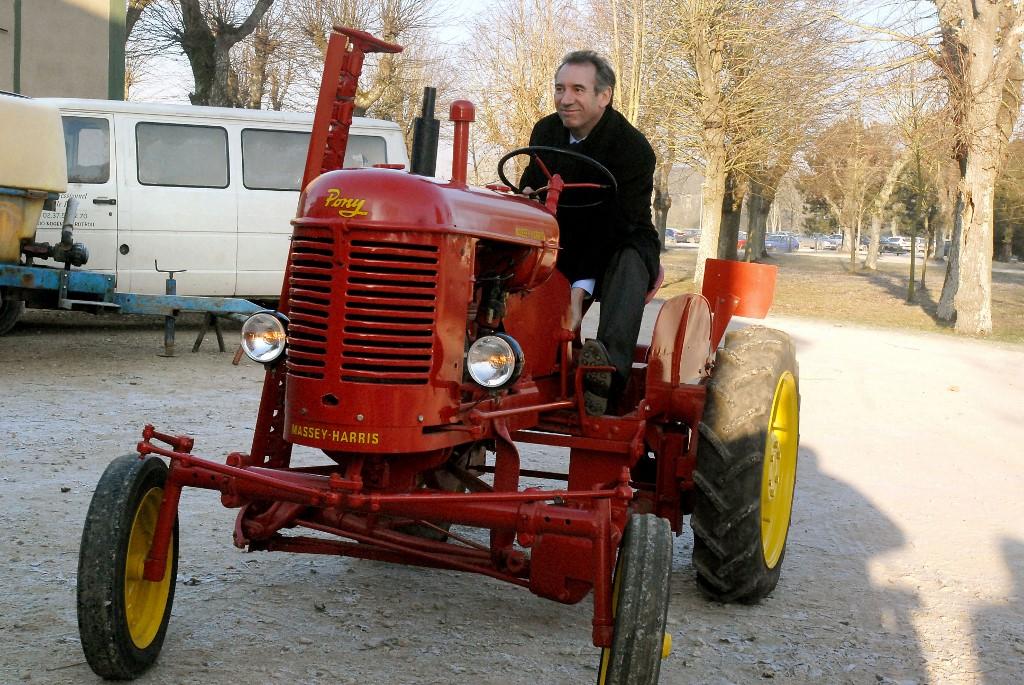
[116,116,236,296]
[35,114,118,273]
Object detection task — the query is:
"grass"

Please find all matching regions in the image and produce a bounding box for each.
[656,247,1024,345]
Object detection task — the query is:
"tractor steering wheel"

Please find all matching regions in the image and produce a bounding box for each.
[497,145,618,209]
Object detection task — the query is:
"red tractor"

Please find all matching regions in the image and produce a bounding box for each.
[76,28,799,684]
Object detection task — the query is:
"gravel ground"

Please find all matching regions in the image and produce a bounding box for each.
[1,305,1021,685]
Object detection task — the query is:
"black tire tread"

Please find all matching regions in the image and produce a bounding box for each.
[691,325,799,604]
[0,296,23,336]
[78,454,178,680]
[600,514,673,685]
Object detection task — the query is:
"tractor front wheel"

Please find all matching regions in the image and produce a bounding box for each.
[597,514,673,685]
[78,454,178,679]
[691,325,799,603]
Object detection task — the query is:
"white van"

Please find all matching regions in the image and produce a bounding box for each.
[32,99,409,298]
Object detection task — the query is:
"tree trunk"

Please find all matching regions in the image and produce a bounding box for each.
[212,36,237,107]
[864,151,910,271]
[242,28,274,109]
[920,212,931,288]
[997,223,1014,261]
[690,5,727,290]
[126,0,156,43]
[653,161,672,250]
[744,188,764,262]
[849,216,861,269]
[938,155,998,333]
[865,214,882,270]
[907,217,917,302]
[932,4,1024,334]
[718,172,744,261]
[693,152,727,289]
[179,0,274,107]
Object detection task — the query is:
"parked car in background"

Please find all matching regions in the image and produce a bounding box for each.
[881,236,913,255]
[737,231,748,250]
[822,234,844,250]
[678,228,702,244]
[765,234,800,252]
[664,227,678,243]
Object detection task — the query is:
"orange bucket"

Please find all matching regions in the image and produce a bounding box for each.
[701,258,778,318]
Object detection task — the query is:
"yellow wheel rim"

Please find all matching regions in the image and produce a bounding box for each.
[596,560,623,685]
[760,371,798,569]
[124,487,173,649]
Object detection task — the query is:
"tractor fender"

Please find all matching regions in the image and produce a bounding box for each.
[645,293,713,392]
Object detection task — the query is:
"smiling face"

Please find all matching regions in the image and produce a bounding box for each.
[554,62,611,140]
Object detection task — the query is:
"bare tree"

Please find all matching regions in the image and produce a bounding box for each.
[288,0,448,117]
[930,2,1024,334]
[863,150,910,271]
[131,0,276,106]
[465,0,584,153]
[233,2,290,109]
[800,116,898,268]
[588,0,680,245]
[127,0,159,42]
[662,0,848,286]
[459,0,585,185]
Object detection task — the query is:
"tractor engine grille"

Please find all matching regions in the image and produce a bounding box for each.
[285,228,439,385]
[341,239,438,385]
[286,227,334,380]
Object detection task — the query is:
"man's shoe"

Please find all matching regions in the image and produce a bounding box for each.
[579,339,613,416]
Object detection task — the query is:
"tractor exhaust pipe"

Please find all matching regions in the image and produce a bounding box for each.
[449,100,475,187]
[410,86,439,177]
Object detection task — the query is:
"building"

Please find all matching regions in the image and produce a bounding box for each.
[0,0,124,100]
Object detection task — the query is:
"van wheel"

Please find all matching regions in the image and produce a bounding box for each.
[0,292,23,335]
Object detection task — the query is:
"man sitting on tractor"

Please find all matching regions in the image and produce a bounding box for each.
[520,50,661,416]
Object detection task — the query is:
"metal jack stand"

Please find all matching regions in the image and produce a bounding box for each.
[192,312,226,353]
[155,261,186,357]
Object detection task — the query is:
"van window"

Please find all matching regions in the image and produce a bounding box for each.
[62,116,110,184]
[136,122,229,188]
[345,135,388,168]
[241,129,307,191]
[241,129,390,191]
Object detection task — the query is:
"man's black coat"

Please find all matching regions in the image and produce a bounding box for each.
[519,106,660,297]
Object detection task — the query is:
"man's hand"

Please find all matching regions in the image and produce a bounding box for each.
[569,286,588,331]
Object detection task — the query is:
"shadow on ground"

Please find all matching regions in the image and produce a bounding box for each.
[972,537,1024,684]
[661,446,929,683]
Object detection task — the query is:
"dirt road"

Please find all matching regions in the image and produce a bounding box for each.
[1,307,1021,684]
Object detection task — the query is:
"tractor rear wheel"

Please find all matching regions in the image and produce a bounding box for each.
[596,514,673,685]
[691,325,799,603]
[78,454,178,679]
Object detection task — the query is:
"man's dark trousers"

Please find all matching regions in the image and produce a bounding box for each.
[596,246,651,393]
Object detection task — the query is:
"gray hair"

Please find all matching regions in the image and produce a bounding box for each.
[557,50,616,94]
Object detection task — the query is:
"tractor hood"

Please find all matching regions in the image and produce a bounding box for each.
[298,168,559,250]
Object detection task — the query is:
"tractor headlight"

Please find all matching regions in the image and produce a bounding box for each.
[241,311,288,364]
[467,334,524,389]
